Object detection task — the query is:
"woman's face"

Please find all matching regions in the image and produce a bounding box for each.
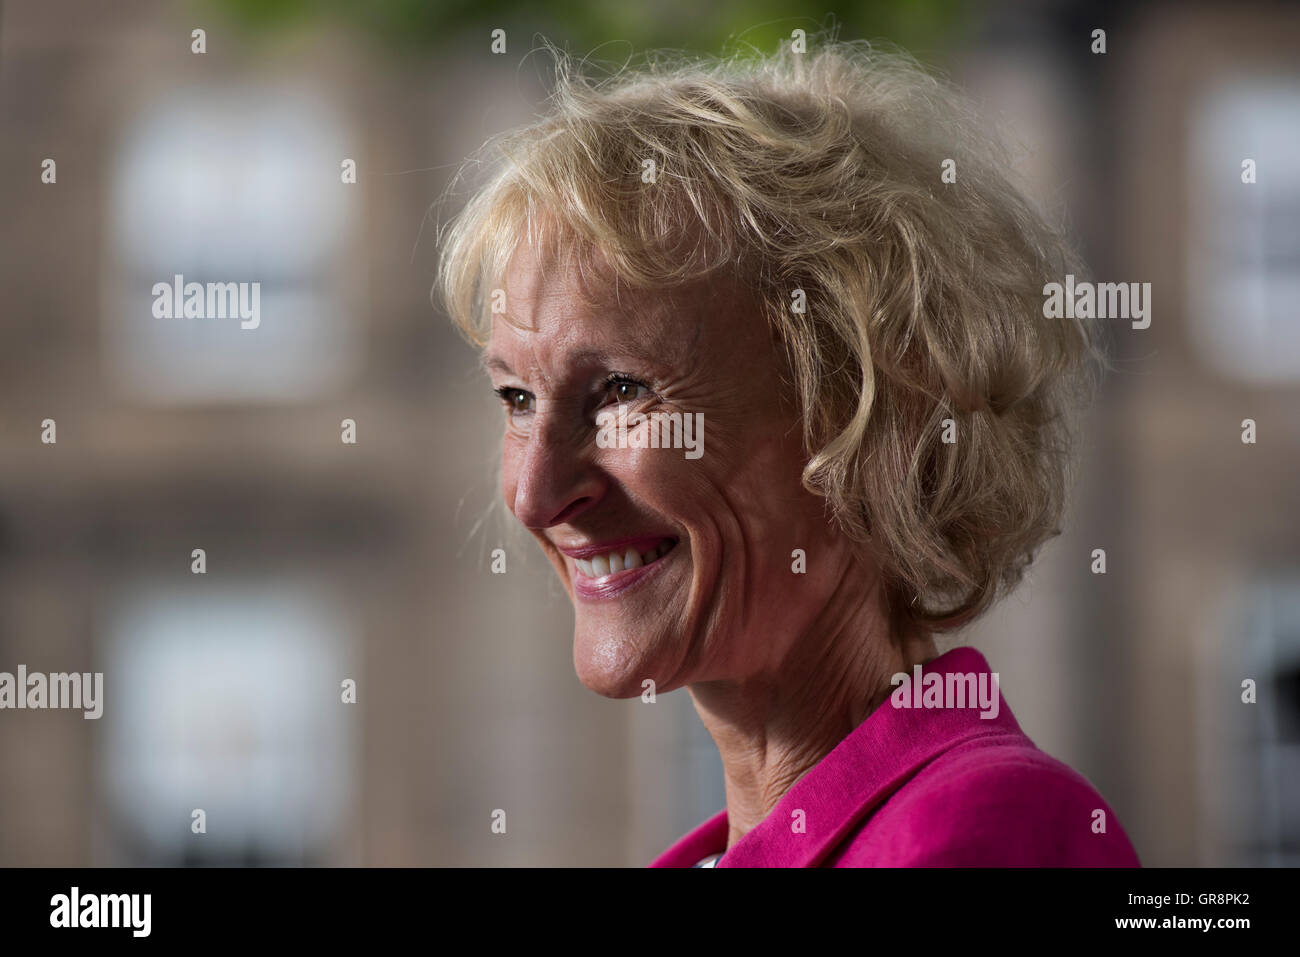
[486,241,861,697]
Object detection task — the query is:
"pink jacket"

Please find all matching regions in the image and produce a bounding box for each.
[650,646,1140,867]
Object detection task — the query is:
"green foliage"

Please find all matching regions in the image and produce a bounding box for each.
[200,0,969,60]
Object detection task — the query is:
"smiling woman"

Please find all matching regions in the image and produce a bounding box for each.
[435,36,1140,867]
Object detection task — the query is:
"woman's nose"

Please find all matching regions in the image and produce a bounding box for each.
[508,414,607,529]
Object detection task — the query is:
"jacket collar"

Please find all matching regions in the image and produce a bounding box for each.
[651,645,1023,867]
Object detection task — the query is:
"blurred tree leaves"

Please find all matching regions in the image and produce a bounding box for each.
[201,0,969,61]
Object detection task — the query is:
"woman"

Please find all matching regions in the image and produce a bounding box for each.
[437,37,1139,867]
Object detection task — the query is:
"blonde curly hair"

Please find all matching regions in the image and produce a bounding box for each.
[436,35,1106,640]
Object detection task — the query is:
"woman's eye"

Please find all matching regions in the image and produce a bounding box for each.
[606,378,649,404]
[494,387,533,415]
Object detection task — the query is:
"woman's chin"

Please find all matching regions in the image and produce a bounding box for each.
[573,632,668,699]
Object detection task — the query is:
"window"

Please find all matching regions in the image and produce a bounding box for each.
[101,580,356,864]
[104,86,361,403]
[1187,77,1300,383]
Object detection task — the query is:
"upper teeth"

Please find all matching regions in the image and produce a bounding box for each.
[575,541,672,578]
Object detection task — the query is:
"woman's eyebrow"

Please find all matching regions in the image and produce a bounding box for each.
[481,353,514,376]
[480,345,668,381]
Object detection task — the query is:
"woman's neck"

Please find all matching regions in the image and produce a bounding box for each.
[687,574,937,850]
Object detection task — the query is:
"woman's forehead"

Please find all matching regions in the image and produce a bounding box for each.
[501,234,632,313]
[482,275,764,386]
[483,302,687,376]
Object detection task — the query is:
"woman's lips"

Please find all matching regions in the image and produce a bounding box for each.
[561,537,678,600]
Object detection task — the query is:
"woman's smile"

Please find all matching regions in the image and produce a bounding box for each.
[559,536,680,600]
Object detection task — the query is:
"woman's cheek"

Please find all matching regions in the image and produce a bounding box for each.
[499,438,525,506]
[600,443,677,490]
